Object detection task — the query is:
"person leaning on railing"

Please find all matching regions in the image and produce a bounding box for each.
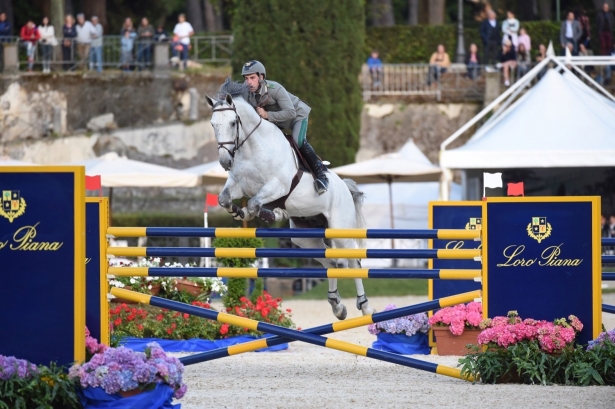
[20,20,40,72]
[137,17,155,70]
[0,12,12,72]
[465,43,480,80]
[38,16,57,73]
[427,44,451,86]
[62,14,77,71]
[90,16,103,73]
[516,43,531,78]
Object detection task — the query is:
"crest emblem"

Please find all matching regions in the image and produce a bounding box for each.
[527,217,551,243]
[465,217,482,230]
[0,190,27,223]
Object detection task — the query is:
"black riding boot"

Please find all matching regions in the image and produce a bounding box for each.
[300,142,329,194]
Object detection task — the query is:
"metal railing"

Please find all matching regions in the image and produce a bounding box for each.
[7,34,232,71]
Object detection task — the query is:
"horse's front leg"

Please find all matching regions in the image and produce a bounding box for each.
[218,178,254,222]
[246,181,289,223]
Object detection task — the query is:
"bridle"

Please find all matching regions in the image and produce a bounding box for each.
[212,101,262,158]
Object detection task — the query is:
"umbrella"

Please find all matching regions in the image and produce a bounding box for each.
[184,160,228,185]
[0,157,39,166]
[332,139,442,231]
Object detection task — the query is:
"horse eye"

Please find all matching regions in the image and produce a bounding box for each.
[230,121,236,127]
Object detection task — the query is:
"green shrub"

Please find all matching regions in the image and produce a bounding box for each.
[232,0,365,166]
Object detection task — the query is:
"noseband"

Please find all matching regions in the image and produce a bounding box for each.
[212,101,262,158]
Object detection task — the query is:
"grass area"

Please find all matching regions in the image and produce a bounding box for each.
[291,278,428,300]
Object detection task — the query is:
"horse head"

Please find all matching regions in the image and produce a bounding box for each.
[205,93,240,170]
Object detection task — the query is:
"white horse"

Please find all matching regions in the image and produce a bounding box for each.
[205,79,374,319]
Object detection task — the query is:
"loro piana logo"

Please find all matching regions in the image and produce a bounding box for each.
[0,190,26,223]
[527,217,552,243]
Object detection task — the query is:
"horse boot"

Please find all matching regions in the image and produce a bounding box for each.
[300,142,329,195]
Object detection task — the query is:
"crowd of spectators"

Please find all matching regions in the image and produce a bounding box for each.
[0,11,197,73]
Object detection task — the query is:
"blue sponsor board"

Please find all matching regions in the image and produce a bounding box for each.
[428,202,482,347]
[0,168,85,365]
[86,198,109,346]
[483,197,601,345]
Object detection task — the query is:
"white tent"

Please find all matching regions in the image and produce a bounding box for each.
[184,160,228,185]
[440,68,615,169]
[71,152,199,187]
[0,157,38,166]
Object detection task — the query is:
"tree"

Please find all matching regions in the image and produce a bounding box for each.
[82,0,107,28]
[232,0,365,167]
[408,0,418,25]
[203,0,223,32]
[50,0,63,34]
[186,0,204,32]
[537,0,552,20]
[371,0,394,26]
[428,0,444,25]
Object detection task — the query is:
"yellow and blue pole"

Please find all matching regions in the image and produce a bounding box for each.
[109,266,481,280]
[108,227,480,241]
[110,288,479,381]
[603,304,615,314]
[107,247,481,260]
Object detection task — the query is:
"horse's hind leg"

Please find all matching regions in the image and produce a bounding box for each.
[332,242,375,316]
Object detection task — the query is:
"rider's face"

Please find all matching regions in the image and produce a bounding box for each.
[244,73,262,92]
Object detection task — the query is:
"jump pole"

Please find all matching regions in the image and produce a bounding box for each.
[107,227,481,241]
[603,304,615,314]
[107,247,481,260]
[108,267,482,280]
[111,288,479,381]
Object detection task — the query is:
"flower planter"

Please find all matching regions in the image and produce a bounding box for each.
[432,327,481,356]
[371,332,430,355]
[174,279,206,297]
[78,383,177,409]
[149,284,161,296]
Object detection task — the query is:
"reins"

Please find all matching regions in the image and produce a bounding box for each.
[212,102,262,158]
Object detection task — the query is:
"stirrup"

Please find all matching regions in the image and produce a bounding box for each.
[314,178,328,195]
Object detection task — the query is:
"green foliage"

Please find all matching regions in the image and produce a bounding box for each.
[232,0,365,166]
[223,277,247,309]
[365,21,561,63]
[292,278,427,299]
[459,339,615,386]
[0,362,81,409]
[250,278,265,303]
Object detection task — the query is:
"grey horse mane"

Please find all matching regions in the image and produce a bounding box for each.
[216,77,249,102]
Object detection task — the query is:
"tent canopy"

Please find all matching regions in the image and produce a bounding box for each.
[184,160,228,185]
[441,69,615,169]
[333,139,441,183]
[0,157,38,166]
[71,152,199,187]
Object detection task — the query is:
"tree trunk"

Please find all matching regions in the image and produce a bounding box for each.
[371,0,394,27]
[0,0,13,34]
[50,0,64,35]
[64,0,73,17]
[82,0,106,29]
[517,0,535,21]
[428,0,445,25]
[203,0,223,32]
[186,0,205,33]
[408,0,418,25]
[537,0,552,20]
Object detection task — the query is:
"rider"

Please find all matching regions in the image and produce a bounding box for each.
[241,60,328,195]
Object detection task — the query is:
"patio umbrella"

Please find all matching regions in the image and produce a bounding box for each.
[332,139,442,231]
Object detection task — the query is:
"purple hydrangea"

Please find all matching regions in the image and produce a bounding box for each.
[367,304,430,337]
[587,328,615,350]
[0,355,38,380]
[68,342,187,399]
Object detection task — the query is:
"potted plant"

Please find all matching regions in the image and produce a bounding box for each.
[428,301,483,355]
[69,341,187,408]
[367,304,430,355]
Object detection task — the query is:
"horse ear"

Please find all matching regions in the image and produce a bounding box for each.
[205,95,215,108]
[225,93,233,105]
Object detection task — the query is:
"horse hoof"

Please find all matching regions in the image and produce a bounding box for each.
[361,307,376,316]
[333,304,347,320]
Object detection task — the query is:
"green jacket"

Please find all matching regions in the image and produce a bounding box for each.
[247,80,311,128]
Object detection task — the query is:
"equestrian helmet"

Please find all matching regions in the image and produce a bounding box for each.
[242,60,266,78]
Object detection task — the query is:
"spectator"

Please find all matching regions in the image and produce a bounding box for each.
[20,20,39,72]
[0,12,11,73]
[577,8,591,48]
[120,28,134,71]
[605,43,615,84]
[535,43,547,79]
[517,27,531,52]
[465,43,480,79]
[121,18,136,37]
[480,9,501,64]
[560,11,582,55]
[501,10,520,48]
[137,17,155,70]
[427,44,450,86]
[578,43,595,74]
[62,14,77,71]
[154,24,168,42]
[497,39,516,86]
[172,14,194,70]
[516,43,530,78]
[75,13,95,70]
[38,17,57,74]
[89,16,103,73]
[367,50,383,87]
[597,3,614,56]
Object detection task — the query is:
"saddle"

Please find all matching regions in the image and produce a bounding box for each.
[262,134,315,211]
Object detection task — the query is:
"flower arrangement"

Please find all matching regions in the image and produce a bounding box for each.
[367,304,430,337]
[226,293,294,336]
[477,311,582,353]
[428,302,483,335]
[69,342,187,399]
[0,355,38,380]
[588,328,615,350]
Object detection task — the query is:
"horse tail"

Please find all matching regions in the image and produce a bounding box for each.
[343,178,366,248]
